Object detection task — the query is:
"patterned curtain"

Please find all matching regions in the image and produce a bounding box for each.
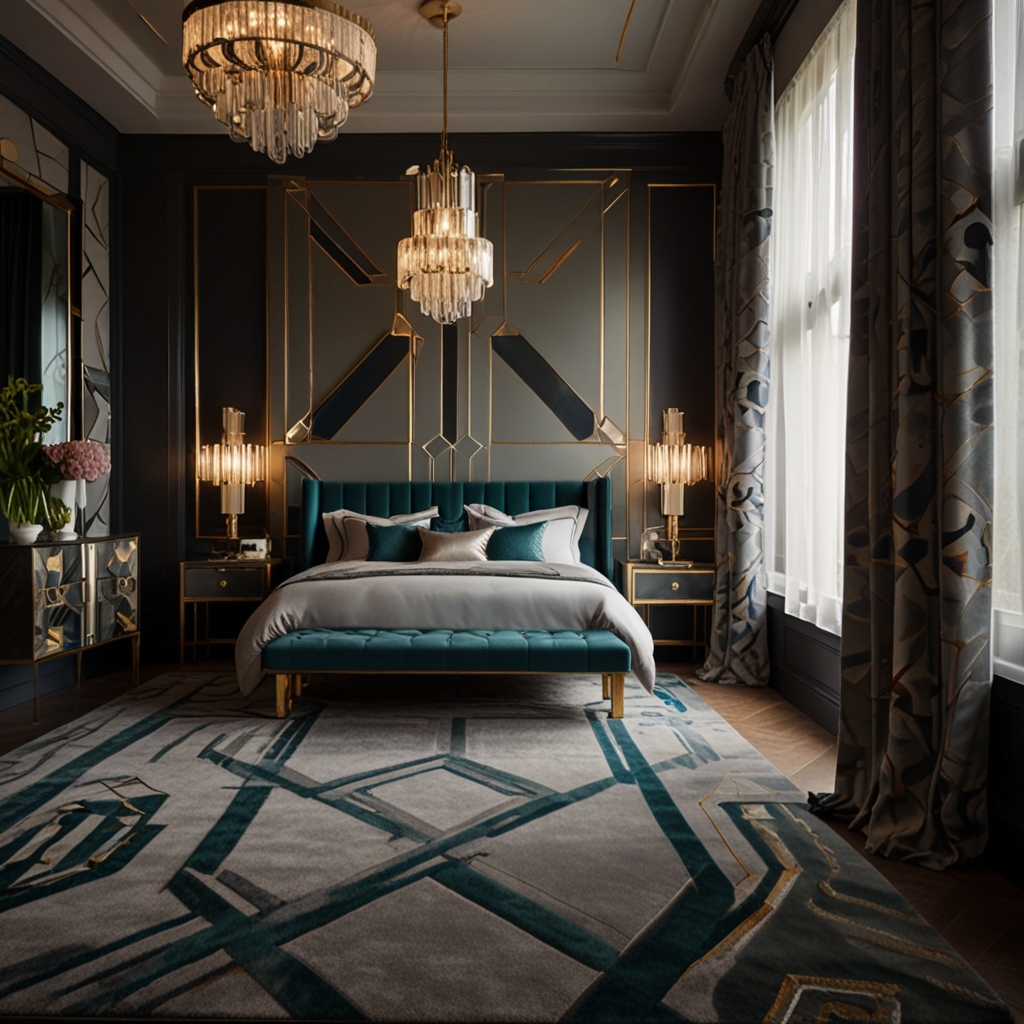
[814,0,994,868]
[698,39,774,688]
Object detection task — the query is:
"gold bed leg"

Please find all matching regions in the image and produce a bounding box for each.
[610,673,625,719]
[275,673,290,718]
[602,673,611,700]
[294,674,303,697]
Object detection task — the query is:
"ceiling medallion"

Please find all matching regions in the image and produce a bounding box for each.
[397,0,494,324]
[182,0,376,164]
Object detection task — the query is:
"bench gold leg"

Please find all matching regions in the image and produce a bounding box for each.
[610,673,625,719]
[294,673,303,697]
[275,673,290,718]
[602,673,610,700]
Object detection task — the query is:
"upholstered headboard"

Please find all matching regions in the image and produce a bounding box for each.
[299,478,613,579]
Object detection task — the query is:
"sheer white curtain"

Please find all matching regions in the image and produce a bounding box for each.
[992,0,1024,680]
[764,0,856,636]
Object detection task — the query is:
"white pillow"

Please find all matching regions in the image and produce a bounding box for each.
[322,507,438,562]
[464,503,589,564]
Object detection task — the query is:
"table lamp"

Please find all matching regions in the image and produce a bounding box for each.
[647,408,710,563]
[198,407,266,541]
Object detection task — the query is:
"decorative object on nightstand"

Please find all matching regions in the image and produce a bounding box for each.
[646,408,710,564]
[620,559,714,657]
[198,407,266,544]
[0,534,140,722]
[180,557,282,663]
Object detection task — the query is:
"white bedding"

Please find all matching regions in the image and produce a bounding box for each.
[235,560,655,696]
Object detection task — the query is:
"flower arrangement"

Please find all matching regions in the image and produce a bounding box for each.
[0,376,68,532]
[43,440,111,482]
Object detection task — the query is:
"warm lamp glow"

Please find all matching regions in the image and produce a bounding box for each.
[396,1,493,324]
[646,408,710,563]
[198,407,266,540]
[182,0,376,165]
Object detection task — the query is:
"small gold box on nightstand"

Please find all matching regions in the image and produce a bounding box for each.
[619,560,714,656]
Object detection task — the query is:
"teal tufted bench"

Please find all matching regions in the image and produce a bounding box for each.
[262,628,631,718]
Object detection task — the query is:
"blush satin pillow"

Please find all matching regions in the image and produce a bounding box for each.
[417,525,494,562]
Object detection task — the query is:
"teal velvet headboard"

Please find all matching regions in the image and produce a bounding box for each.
[299,478,613,579]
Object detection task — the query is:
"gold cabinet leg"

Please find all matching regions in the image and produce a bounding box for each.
[294,674,303,697]
[33,662,40,724]
[610,673,625,719]
[131,634,140,686]
[275,673,290,718]
[602,673,610,700]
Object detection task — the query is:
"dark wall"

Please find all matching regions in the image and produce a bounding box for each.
[119,131,723,664]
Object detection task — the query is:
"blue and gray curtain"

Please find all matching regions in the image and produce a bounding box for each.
[814,0,995,868]
[699,38,774,688]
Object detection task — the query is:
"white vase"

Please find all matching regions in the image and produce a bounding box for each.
[50,480,78,538]
[8,521,43,545]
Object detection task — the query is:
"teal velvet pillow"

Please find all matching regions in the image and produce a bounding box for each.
[486,521,547,561]
[366,522,423,561]
[431,512,469,533]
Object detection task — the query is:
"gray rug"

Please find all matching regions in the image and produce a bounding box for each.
[0,671,1011,1022]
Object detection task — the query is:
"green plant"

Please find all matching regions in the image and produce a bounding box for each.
[0,377,65,526]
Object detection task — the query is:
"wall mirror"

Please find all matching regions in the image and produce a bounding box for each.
[0,146,72,442]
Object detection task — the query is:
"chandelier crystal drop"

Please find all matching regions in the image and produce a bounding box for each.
[397,2,493,324]
[182,0,376,165]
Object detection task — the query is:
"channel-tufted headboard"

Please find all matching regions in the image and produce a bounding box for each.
[299,478,613,579]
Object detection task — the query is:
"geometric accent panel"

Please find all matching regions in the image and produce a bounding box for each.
[0,95,68,197]
[81,161,111,536]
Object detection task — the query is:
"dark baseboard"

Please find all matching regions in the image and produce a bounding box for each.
[766,593,840,734]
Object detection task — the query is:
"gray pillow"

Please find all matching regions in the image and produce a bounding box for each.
[417,525,494,562]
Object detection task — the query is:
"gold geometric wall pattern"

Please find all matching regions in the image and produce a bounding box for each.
[265,171,634,550]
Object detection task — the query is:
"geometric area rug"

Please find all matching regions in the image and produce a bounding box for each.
[0,671,1011,1022]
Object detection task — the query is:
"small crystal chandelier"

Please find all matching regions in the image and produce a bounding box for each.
[182,0,376,165]
[397,1,494,324]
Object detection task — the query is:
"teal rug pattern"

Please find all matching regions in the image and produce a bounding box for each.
[0,672,1011,1022]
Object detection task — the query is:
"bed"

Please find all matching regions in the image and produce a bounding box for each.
[235,478,655,717]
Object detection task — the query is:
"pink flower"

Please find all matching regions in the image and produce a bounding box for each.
[43,440,111,482]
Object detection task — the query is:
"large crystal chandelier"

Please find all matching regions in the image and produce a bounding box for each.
[397,1,493,324]
[182,0,376,165]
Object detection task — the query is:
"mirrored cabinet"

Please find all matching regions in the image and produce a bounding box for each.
[0,535,140,719]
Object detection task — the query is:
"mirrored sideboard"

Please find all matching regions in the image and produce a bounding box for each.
[0,534,140,720]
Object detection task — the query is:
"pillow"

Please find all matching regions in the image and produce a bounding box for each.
[430,512,469,533]
[417,525,494,562]
[322,506,438,562]
[486,521,546,561]
[465,503,588,564]
[366,523,423,562]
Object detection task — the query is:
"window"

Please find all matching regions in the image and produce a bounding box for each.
[992,0,1024,681]
[765,0,856,635]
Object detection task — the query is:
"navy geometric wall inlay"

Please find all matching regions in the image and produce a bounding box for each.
[311,334,409,440]
[308,194,385,286]
[492,333,596,441]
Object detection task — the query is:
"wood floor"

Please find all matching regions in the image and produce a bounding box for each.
[1,663,1022,1021]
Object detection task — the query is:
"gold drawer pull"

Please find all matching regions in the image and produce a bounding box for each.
[671,581,679,591]
[219,579,228,588]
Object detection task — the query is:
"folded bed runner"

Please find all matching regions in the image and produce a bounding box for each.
[262,628,632,674]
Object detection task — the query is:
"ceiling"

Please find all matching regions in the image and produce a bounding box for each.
[1,0,762,134]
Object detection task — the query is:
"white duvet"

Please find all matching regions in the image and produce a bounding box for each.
[235,560,656,695]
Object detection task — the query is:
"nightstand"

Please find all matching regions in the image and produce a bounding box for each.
[179,558,282,663]
[619,560,715,656]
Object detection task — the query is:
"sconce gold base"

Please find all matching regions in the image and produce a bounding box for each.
[225,514,239,541]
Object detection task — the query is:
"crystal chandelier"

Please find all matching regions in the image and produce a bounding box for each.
[397,1,493,324]
[182,0,376,165]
